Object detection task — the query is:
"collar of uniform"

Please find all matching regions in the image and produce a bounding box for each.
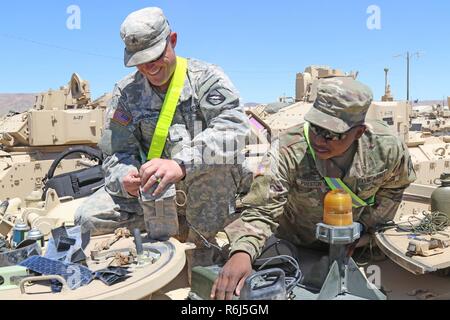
[139,73,165,110]
[342,132,380,184]
[314,142,357,179]
[304,130,384,198]
[138,61,193,105]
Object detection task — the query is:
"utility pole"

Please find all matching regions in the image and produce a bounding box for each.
[394,51,421,102]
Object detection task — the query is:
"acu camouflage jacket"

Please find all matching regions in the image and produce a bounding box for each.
[99,59,250,198]
[226,120,416,261]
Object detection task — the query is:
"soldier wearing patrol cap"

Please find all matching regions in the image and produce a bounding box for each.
[211,77,416,300]
[75,7,251,278]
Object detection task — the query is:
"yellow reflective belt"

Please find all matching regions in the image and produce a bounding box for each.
[147,56,188,160]
[303,122,374,208]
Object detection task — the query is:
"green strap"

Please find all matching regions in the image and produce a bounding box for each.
[303,122,375,208]
[324,177,371,208]
[147,56,188,160]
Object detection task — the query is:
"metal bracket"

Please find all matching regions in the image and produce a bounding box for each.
[316,223,361,245]
[19,275,69,294]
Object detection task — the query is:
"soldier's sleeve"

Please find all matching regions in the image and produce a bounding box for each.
[359,140,416,232]
[99,84,142,199]
[225,144,292,262]
[171,66,250,175]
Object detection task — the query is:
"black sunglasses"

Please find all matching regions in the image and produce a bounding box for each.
[309,123,349,141]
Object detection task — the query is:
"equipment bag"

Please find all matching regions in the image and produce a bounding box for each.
[42,146,104,200]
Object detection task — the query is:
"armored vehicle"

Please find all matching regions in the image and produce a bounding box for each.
[0,74,110,202]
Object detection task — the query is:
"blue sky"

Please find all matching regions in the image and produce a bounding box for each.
[0,1,449,104]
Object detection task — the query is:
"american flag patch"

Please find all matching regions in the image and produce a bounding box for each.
[112,109,132,126]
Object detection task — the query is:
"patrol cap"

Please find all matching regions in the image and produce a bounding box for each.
[304,77,373,133]
[120,7,171,67]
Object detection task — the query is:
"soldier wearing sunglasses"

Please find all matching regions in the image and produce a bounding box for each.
[212,77,416,300]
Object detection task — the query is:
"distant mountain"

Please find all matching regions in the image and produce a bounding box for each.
[0,94,36,116]
[412,100,447,106]
[244,102,261,108]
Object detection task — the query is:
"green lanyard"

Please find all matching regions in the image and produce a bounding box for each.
[147,56,188,160]
[303,122,375,208]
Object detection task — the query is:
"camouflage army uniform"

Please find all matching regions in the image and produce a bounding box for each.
[75,58,251,266]
[226,119,416,262]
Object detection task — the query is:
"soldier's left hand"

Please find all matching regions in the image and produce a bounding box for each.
[139,158,186,196]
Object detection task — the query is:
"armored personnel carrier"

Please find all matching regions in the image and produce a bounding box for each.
[0,74,110,202]
[0,74,198,300]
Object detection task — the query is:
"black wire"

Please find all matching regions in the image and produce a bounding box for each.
[255,239,304,295]
[255,254,303,295]
[0,33,121,61]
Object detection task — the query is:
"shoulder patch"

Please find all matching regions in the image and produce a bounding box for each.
[279,124,304,149]
[111,109,132,126]
[206,89,226,106]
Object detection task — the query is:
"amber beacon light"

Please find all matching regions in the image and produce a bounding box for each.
[314,190,385,299]
[323,190,353,226]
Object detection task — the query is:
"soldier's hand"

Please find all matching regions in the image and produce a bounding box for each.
[123,169,141,197]
[140,158,186,196]
[211,252,253,300]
